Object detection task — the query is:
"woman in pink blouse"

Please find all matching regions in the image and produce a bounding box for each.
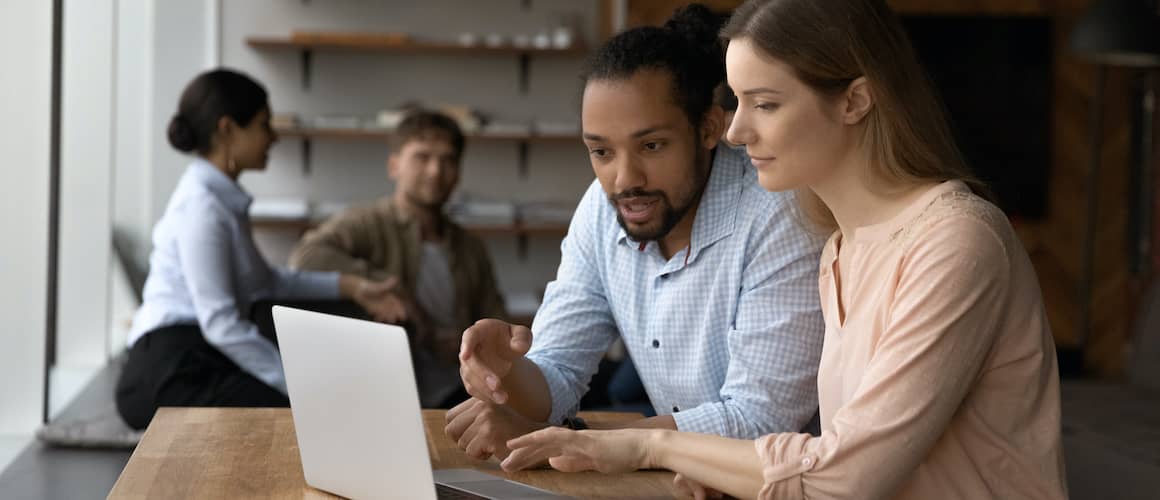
[500,0,1068,498]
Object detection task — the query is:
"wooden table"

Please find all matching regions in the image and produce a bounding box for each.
[107,407,675,499]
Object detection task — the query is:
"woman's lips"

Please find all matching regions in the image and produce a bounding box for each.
[749,155,775,168]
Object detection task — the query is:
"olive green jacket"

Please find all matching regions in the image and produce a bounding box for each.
[289,198,508,350]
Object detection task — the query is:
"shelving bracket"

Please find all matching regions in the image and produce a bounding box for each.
[301,138,312,176]
[517,140,530,179]
[517,233,530,260]
[300,49,313,90]
[518,53,531,95]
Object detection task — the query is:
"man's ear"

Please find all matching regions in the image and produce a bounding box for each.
[842,77,874,125]
[699,105,725,150]
[387,154,400,181]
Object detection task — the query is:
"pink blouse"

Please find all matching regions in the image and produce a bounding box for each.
[755,181,1067,499]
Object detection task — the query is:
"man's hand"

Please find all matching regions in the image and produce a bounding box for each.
[444,398,548,461]
[344,275,409,324]
[458,319,533,404]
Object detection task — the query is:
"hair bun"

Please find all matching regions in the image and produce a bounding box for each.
[664,3,722,47]
[167,114,197,153]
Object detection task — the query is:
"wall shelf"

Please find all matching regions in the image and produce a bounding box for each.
[247,36,588,56]
[254,216,566,236]
[246,36,587,92]
[252,216,569,257]
[248,26,587,262]
[275,125,579,142]
[274,125,581,176]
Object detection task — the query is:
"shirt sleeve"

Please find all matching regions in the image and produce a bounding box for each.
[177,209,290,394]
[673,196,827,438]
[289,208,390,281]
[526,183,620,424]
[270,267,340,301]
[753,217,1010,500]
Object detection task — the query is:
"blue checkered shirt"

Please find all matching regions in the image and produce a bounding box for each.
[526,146,826,438]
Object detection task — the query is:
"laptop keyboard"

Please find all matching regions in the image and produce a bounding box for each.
[435,483,492,500]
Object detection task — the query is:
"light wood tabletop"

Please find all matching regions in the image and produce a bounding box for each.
[107,407,675,499]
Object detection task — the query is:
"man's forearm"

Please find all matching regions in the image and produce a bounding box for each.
[500,357,552,422]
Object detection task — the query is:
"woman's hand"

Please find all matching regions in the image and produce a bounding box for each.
[501,426,659,474]
[673,473,725,500]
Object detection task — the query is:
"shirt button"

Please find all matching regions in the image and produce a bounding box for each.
[652,339,660,348]
[672,406,679,412]
[801,457,814,467]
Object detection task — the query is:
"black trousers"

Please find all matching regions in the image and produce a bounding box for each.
[115,324,288,430]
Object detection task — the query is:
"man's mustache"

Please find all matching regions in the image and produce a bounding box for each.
[609,189,667,203]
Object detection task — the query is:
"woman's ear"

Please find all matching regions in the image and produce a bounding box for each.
[216,116,235,141]
[700,105,725,150]
[842,77,874,125]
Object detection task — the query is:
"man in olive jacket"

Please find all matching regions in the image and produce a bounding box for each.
[290,111,507,407]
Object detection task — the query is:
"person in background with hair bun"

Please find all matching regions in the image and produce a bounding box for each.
[115,68,410,430]
[443,3,826,466]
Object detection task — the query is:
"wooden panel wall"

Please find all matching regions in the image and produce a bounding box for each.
[617,0,1146,377]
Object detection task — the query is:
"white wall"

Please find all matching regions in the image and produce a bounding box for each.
[113,0,218,269]
[149,0,216,233]
[59,0,216,363]
[221,0,600,300]
[0,0,53,434]
[57,0,116,367]
[112,0,155,271]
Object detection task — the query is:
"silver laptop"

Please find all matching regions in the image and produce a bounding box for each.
[274,306,568,500]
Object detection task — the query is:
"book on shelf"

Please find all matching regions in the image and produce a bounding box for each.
[533,119,580,136]
[519,202,574,226]
[314,201,350,220]
[448,199,518,227]
[249,198,311,221]
[504,291,541,319]
[310,115,365,130]
[479,121,532,137]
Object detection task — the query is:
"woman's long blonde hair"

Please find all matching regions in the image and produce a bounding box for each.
[722,0,993,231]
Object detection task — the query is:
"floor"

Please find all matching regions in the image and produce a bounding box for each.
[0,435,28,478]
[1060,381,1160,500]
[0,360,133,500]
[0,363,107,476]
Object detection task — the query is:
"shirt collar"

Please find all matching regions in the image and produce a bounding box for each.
[616,146,747,264]
[187,158,252,215]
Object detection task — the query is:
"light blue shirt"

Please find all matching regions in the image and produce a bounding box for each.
[128,159,339,394]
[526,146,826,438]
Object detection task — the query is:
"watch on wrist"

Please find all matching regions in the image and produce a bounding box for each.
[561,416,588,430]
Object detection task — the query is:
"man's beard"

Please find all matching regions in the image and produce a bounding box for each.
[404,189,448,213]
[610,147,712,242]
